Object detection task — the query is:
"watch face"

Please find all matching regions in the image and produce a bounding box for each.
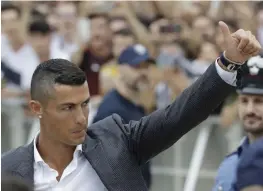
[227,63,237,71]
[220,53,241,71]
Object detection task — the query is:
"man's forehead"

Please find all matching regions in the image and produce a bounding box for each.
[52,83,90,102]
[54,82,89,93]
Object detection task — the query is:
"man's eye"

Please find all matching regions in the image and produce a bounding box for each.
[63,105,73,111]
[82,102,89,107]
[255,98,263,104]
[241,98,248,103]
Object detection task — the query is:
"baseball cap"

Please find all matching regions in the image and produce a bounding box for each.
[237,55,263,95]
[235,138,263,190]
[118,44,155,67]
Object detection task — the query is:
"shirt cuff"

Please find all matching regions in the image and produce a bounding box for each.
[215,59,237,86]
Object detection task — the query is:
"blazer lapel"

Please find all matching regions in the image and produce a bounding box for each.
[83,131,121,191]
[11,141,34,186]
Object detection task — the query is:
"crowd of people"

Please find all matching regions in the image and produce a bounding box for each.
[1,1,263,191]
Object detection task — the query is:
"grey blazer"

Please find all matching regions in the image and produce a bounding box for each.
[1,64,235,191]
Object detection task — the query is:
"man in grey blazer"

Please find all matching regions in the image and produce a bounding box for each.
[1,21,261,191]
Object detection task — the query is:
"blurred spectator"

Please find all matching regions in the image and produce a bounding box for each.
[75,13,113,96]
[113,29,136,58]
[1,4,24,57]
[93,44,155,122]
[187,40,220,80]
[192,16,216,41]
[149,17,183,45]
[93,44,154,188]
[89,13,111,34]
[28,19,69,62]
[99,64,120,96]
[1,4,36,152]
[156,40,183,68]
[110,16,129,33]
[51,2,79,57]
[2,176,33,191]
[155,40,189,109]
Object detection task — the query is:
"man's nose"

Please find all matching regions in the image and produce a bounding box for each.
[245,101,255,113]
[75,107,87,125]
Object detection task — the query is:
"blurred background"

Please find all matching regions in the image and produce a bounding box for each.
[1,1,263,191]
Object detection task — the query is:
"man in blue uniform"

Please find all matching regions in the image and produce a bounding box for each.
[212,55,263,191]
[235,138,263,191]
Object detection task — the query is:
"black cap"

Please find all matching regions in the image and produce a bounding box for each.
[237,55,263,95]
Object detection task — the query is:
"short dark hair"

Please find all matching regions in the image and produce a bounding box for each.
[114,28,134,37]
[1,3,21,17]
[30,9,47,21]
[31,59,87,104]
[28,20,51,35]
[1,176,33,191]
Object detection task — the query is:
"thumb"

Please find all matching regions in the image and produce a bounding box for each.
[219,21,231,39]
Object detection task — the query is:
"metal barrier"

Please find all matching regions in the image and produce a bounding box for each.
[183,117,218,191]
[151,116,242,191]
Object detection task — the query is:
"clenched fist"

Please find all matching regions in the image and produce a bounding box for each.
[219,21,261,64]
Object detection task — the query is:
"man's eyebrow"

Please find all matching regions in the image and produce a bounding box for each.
[60,98,90,106]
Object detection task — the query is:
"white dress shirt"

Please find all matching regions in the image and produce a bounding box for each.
[33,136,107,191]
[215,60,237,86]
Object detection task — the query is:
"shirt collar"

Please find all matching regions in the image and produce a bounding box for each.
[33,133,83,164]
[237,136,250,157]
[33,133,44,164]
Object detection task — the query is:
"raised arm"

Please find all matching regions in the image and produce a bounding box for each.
[116,21,261,164]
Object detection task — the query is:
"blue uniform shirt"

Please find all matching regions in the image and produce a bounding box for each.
[235,138,263,190]
[212,137,249,191]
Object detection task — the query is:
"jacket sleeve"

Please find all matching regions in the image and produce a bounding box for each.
[112,63,235,164]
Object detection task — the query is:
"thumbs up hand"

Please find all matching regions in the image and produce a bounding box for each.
[219,21,261,64]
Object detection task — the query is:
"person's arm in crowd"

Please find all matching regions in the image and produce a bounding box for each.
[106,22,261,164]
[110,2,155,56]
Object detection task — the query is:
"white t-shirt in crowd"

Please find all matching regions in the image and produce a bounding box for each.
[51,33,79,58]
[1,35,70,105]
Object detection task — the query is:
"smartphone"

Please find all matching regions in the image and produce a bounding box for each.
[160,24,182,33]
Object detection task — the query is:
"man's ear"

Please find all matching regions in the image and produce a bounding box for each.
[29,100,43,117]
